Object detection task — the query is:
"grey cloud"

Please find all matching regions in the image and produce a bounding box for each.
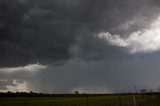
[1,52,160,93]
[18,56,160,93]
[1,0,160,93]
[0,79,17,90]
[1,0,160,67]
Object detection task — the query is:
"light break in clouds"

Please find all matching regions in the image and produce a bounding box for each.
[98,15,160,54]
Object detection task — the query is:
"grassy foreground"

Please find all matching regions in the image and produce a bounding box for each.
[0,94,160,106]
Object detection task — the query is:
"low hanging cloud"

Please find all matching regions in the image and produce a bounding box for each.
[98,15,160,54]
[0,64,47,92]
[0,64,47,73]
[0,80,29,92]
[71,86,112,94]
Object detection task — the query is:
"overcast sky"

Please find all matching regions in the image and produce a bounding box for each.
[1,0,160,93]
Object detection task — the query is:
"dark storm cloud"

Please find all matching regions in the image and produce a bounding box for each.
[0,0,159,67]
[1,0,160,93]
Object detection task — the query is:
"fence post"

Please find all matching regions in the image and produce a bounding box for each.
[152,94,155,106]
[87,95,89,106]
[119,96,122,106]
[133,95,137,106]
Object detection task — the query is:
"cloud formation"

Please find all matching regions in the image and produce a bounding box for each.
[98,15,160,53]
[1,0,160,93]
[0,0,159,67]
[0,80,29,92]
[0,64,47,73]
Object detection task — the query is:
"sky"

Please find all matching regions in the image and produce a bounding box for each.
[1,0,160,93]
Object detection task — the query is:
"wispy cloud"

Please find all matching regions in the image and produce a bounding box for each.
[0,64,47,73]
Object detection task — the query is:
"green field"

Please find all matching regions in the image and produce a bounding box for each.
[0,95,160,106]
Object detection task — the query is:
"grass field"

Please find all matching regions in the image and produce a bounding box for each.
[0,94,160,106]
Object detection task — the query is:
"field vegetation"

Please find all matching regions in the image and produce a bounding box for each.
[0,92,160,106]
